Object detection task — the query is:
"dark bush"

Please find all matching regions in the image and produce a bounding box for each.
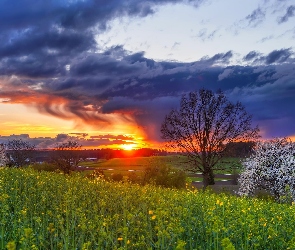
[111,173,124,182]
[142,165,186,189]
[127,172,141,183]
[31,162,59,172]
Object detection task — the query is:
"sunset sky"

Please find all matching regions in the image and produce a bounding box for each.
[0,0,295,149]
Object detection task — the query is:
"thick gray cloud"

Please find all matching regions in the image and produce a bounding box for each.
[200,51,233,65]
[265,48,292,64]
[243,51,260,61]
[0,0,189,31]
[243,49,293,65]
[218,69,234,81]
[228,61,295,137]
[0,0,203,79]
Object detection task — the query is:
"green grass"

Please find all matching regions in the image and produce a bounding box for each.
[79,155,242,183]
[1,168,295,249]
[80,155,241,173]
[81,155,188,170]
[80,155,190,178]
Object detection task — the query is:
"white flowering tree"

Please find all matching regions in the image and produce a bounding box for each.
[0,143,8,166]
[238,137,295,202]
[6,139,36,167]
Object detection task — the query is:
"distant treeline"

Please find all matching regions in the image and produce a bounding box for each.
[33,148,169,162]
[30,142,254,163]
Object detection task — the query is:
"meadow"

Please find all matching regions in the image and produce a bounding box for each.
[1,168,295,249]
[80,155,189,170]
[78,155,241,180]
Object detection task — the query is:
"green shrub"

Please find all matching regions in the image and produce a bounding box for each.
[127,172,141,183]
[111,173,124,182]
[31,162,59,172]
[142,165,186,188]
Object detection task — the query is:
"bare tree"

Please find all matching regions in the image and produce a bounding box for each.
[161,89,259,188]
[6,139,36,167]
[53,140,82,174]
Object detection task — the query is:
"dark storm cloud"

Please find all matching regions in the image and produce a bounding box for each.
[0,0,204,32]
[278,5,295,24]
[104,57,295,140]
[243,49,293,66]
[70,53,145,77]
[101,96,181,140]
[265,48,292,64]
[243,48,294,65]
[243,51,260,61]
[200,51,233,65]
[0,55,66,78]
[226,63,295,138]
[0,28,95,58]
[0,27,96,78]
[0,0,203,78]
[0,0,153,31]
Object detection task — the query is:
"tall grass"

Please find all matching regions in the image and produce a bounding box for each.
[1,168,295,249]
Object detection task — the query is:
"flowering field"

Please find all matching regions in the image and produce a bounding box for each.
[1,168,295,250]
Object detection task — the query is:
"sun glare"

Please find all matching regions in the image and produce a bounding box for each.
[122,144,135,150]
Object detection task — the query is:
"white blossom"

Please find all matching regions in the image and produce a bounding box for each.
[238,137,295,202]
[0,144,8,166]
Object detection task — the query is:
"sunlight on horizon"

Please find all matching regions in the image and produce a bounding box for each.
[121,144,136,150]
[0,103,154,149]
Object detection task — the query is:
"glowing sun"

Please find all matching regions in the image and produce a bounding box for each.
[122,144,135,150]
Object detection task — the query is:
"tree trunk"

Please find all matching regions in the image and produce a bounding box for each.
[203,167,215,189]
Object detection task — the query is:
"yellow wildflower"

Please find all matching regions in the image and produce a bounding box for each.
[47,223,55,233]
[6,241,16,250]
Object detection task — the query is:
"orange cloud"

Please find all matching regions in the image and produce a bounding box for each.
[0,77,148,146]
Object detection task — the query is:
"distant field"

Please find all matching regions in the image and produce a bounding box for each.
[79,155,242,178]
[79,155,185,177]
